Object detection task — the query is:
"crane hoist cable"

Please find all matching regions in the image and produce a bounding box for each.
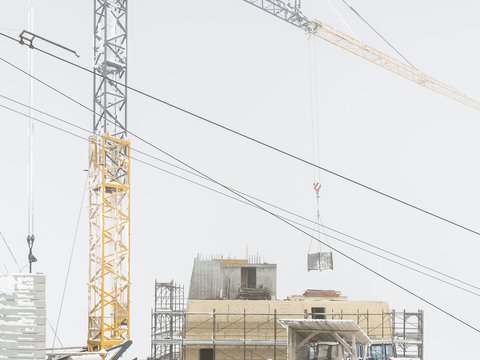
[307,37,333,271]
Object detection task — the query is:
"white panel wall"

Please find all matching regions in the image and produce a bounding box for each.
[0,274,46,360]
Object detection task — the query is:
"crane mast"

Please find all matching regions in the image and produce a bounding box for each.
[88,0,130,351]
[242,0,480,112]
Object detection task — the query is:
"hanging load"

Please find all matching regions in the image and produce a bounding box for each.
[307,182,333,271]
[308,251,333,271]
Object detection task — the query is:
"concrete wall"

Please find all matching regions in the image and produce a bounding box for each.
[188,260,277,300]
[188,259,223,300]
[222,264,276,300]
[255,265,276,297]
[222,266,240,299]
[0,274,46,360]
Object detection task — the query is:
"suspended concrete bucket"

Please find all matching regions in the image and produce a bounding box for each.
[307,251,333,271]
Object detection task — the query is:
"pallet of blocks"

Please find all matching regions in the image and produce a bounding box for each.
[0,274,46,360]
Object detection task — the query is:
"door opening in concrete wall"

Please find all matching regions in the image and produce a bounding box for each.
[199,348,213,360]
[241,267,257,288]
[312,307,326,319]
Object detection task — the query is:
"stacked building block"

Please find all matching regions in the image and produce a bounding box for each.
[0,274,46,359]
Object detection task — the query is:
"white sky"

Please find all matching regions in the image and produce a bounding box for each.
[1,0,480,358]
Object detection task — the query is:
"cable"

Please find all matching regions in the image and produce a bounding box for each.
[3,99,480,333]
[0,232,21,272]
[137,153,480,297]
[0,93,199,169]
[0,31,19,43]
[0,103,86,140]
[326,0,359,39]
[47,320,64,349]
[96,122,480,334]
[0,45,477,238]
[52,172,88,350]
[339,0,416,68]
[0,93,91,134]
[3,95,480,294]
[82,110,480,334]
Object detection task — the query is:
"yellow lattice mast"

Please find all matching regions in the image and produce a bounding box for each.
[88,0,130,351]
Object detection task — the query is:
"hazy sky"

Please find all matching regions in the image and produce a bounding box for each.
[1,0,480,358]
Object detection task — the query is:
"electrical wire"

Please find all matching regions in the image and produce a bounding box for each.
[75,109,480,334]
[339,0,416,68]
[2,94,480,294]
[47,320,64,349]
[52,172,88,350]
[2,99,480,333]
[136,149,480,297]
[0,232,21,272]
[0,42,478,238]
[0,31,19,43]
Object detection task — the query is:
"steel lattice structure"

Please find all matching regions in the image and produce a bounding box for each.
[242,0,480,112]
[88,0,130,351]
[151,281,185,360]
[241,0,309,28]
[93,0,128,137]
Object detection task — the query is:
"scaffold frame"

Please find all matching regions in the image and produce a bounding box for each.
[156,309,423,360]
[151,281,185,360]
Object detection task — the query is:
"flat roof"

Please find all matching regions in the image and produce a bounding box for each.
[278,319,371,345]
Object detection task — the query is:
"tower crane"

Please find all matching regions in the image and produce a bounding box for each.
[88,0,130,351]
[83,0,478,354]
[242,0,480,111]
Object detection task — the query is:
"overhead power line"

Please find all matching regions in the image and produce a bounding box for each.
[0,47,478,240]
[3,92,480,295]
[2,99,480,333]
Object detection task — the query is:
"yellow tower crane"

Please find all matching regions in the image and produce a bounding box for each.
[88,0,130,351]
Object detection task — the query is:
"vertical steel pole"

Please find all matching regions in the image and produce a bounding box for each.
[403,310,406,357]
[366,310,369,336]
[213,310,216,360]
[274,310,277,360]
[243,309,246,360]
[381,309,384,339]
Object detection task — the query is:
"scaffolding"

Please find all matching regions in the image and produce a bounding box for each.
[392,310,424,360]
[179,309,423,360]
[151,281,185,360]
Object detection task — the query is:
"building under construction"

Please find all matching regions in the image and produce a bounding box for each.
[151,256,423,360]
[5,0,478,358]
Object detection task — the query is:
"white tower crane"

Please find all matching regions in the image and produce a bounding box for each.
[242,0,480,111]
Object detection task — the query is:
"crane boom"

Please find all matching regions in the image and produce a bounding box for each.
[242,0,480,112]
[310,19,480,111]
